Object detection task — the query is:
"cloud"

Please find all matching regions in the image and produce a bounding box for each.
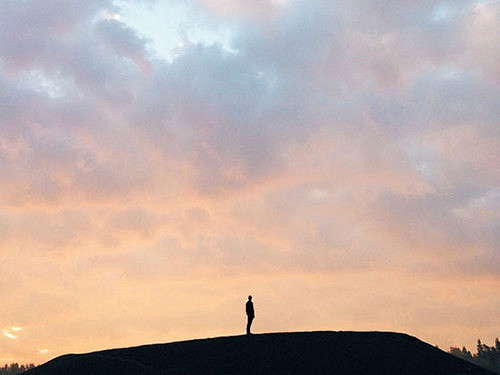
[0,0,498,270]
[465,1,500,82]
[95,18,153,74]
[0,0,112,71]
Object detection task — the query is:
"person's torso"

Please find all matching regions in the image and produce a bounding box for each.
[246,301,254,315]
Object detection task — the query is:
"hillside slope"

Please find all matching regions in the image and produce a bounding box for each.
[24,331,496,375]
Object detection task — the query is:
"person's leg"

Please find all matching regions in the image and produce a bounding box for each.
[246,316,254,334]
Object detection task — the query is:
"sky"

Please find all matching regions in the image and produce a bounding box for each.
[1,0,499,365]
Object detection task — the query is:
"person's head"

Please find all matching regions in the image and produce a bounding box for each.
[248,295,252,301]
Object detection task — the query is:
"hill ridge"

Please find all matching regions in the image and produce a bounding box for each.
[24,331,496,375]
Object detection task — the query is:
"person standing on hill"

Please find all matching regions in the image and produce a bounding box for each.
[245,295,255,335]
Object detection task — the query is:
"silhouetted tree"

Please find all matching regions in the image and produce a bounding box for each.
[462,346,473,360]
[450,338,500,374]
[0,363,36,374]
[478,340,484,356]
[450,347,463,357]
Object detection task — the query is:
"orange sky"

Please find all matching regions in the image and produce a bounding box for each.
[1,0,499,365]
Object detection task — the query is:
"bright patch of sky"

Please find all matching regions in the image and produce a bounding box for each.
[407,139,438,182]
[26,70,67,98]
[2,326,22,340]
[431,0,499,24]
[432,3,455,23]
[113,0,236,61]
[438,65,467,81]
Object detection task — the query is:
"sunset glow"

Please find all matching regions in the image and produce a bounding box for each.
[1,0,499,365]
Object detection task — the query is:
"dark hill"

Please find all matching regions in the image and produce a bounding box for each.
[23,331,496,375]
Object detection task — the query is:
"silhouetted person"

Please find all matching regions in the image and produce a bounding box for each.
[246,295,255,335]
